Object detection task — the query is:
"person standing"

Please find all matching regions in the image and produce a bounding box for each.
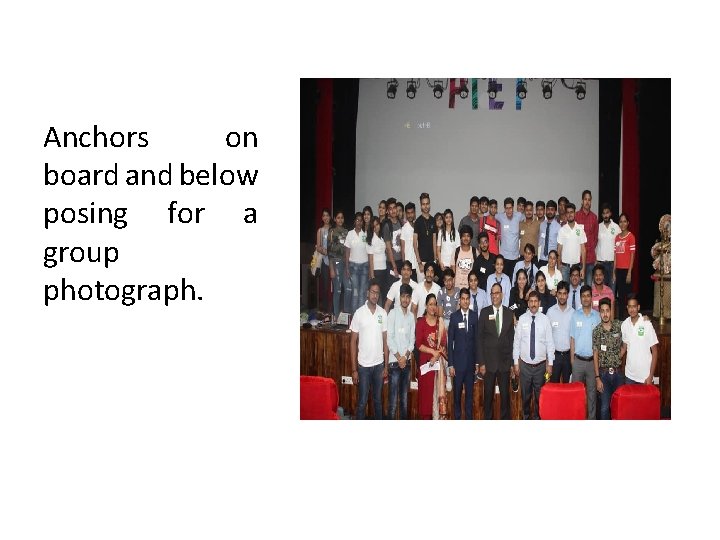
[547,281,574,383]
[387,284,415,420]
[513,290,555,420]
[470,232,496,292]
[438,268,461,327]
[400,202,419,282]
[537,200,561,268]
[596,203,619,290]
[570,285,602,419]
[328,210,350,317]
[345,212,369,313]
[448,288,477,419]
[539,250,562,293]
[593,297,625,419]
[467,271,488,320]
[621,295,659,386]
[384,260,418,312]
[568,264,583,311]
[557,196,569,226]
[315,208,332,313]
[590,264,614,314]
[519,200,540,258]
[575,190,598,285]
[436,209,459,274]
[459,196,482,249]
[413,192,439,283]
[557,203,587,283]
[485,255,511,308]
[350,280,389,420]
[382,198,403,282]
[477,282,515,419]
[415,294,447,419]
[453,225,477,290]
[482,199,500,256]
[496,197,523,280]
[367,216,388,306]
[512,243,538,288]
[613,213,636,319]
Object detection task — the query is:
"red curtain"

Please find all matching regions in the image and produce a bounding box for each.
[316,79,333,219]
[621,79,640,293]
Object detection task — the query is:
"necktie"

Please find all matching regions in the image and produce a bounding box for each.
[572,289,577,309]
[472,294,478,313]
[463,312,468,333]
[544,220,551,258]
[495,309,500,335]
[529,265,534,285]
[530,315,536,360]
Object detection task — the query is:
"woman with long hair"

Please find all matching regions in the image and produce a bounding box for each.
[366,216,388,306]
[613,213,635,318]
[328,210,350,317]
[362,205,373,233]
[508,268,530,322]
[315,208,332,313]
[539,249,562,295]
[415,294,448,420]
[436,208,459,273]
[533,271,556,314]
[377,200,387,224]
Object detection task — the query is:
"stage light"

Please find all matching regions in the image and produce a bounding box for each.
[406,79,418,99]
[541,79,554,99]
[575,80,586,100]
[387,79,398,99]
[516,79,527,100]
[433,83,444,99]
[487,80,498,99]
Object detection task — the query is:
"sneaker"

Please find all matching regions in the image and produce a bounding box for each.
[511,378,519,393]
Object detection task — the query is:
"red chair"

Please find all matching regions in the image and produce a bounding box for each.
[611,384,660,420]
[539,382,586,420]
[300,376,339,420]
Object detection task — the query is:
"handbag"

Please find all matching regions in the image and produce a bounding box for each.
[310,250,321,276]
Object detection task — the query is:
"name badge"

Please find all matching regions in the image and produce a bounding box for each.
[593,300,599,306]
[541,233,546,238]
[522,323,529,330]
[613,333,620,338]
[510,303,518,310]
[575,229,580,236]
[377,315,383,324]
[601,344,607,351]
[503,224,509,229]
[552,321,559,327]
[538,306,543,313]
[576,321,583,328]
[480,267,486,273]
[520,230,525,235]
[399,327,405,334]
[339,238,345,244]
[638,326,645,337]
[458,322,466,329]
[488,314,496,321]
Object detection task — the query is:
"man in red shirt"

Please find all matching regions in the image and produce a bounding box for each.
[575,190,598,285]
[481,199,500,256]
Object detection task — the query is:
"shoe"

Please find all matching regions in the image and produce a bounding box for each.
[511,378,519,393]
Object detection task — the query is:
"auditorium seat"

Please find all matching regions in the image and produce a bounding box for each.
[539,382,586,420]
[300,376,339,420]
[611,384,661,420]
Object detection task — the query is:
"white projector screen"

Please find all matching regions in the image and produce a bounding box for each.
[355,78,599,219]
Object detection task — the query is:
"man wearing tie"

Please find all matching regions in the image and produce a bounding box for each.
[476,282,515,419]
[448,288,477,420]
[513,290,555,420]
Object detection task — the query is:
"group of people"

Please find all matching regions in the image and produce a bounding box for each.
[315,190,637,323]
[331,190,652,420]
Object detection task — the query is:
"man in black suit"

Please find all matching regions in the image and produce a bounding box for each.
[476,282,515,419]
[447,288,477,420]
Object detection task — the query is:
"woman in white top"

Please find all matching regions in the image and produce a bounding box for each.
[436,209,459,272]
[538,249,562,295]
[315,208,332,313]
[345,212,369,313]
[366,216,389,306]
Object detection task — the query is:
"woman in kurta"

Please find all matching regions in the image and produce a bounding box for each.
[415,294,447,420]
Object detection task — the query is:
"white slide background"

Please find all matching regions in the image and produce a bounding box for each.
[0,2,713,539]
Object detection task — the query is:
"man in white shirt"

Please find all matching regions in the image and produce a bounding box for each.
[411,264,441,319]
[384,260,418,312]
[400,202,419,282]
[596,203,619,291]
[557,203,587,283]
[350,279,389,420]
[621,295,659,385]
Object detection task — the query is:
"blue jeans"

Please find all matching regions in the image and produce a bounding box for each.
[356,363,384,420]
[331,259,352,317]
[625,377,644,385]
[349,261,369,313]
[387,362,411,419]
[599,369,625,419]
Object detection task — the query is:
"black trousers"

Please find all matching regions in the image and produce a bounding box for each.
[484,369,511,420]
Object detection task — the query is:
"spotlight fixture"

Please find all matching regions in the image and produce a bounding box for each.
[487,79,498,99]
[387,78,398,99]
[541,78,554,99]
[425,79,447,99]
[433,82,444,99]
[459,80,469,99]
[516,79,527,100]
[575,80,586,100]
[406,79,418,99]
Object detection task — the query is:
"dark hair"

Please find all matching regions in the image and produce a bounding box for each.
[515,268,530,295]
[535,271,547,290]
[495,254,505,264]
[442,268,455,279]
[581,189,592,200]
[458,224,473,237]
[491,282,503,293]
[489,199,497,206]
[566,202,576,211]
[386,197,397,206]
[619,212,630,224]
[580,284,592,296]
[399,284,413,296]
[479,196,489,205]
[425,293,437,306]
[536,200,545,209]
[470,196,480,205]
[353,211,363,227]
[434,212,443,227]
[320,208,331,226]
[598,297,611,309]
[504,197,514,207]
[362,205,372,216]
[517,197,526,205]
[546,199,557,209]
[468,270,480,283]
[626,293,639,304]
[593,263,605,276]
[396,201,404,212]
[527,290,540,301]
[367,216,381,245]
[334,209,344,221]
[556,280,569,293]
[548,249,558,260]
[523,243,536,255]
[525,201,534,208]
[379,199,387,208]
[459,287,470,299]
[570,264,582,276]
[601,202,611,213]
[442,209,456,242]
[368,278,381,291]
[477,231,489,241]
[401,260,413,270]
[405,202,416,212]
[419,192,430,202]
[558,196,569,205]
